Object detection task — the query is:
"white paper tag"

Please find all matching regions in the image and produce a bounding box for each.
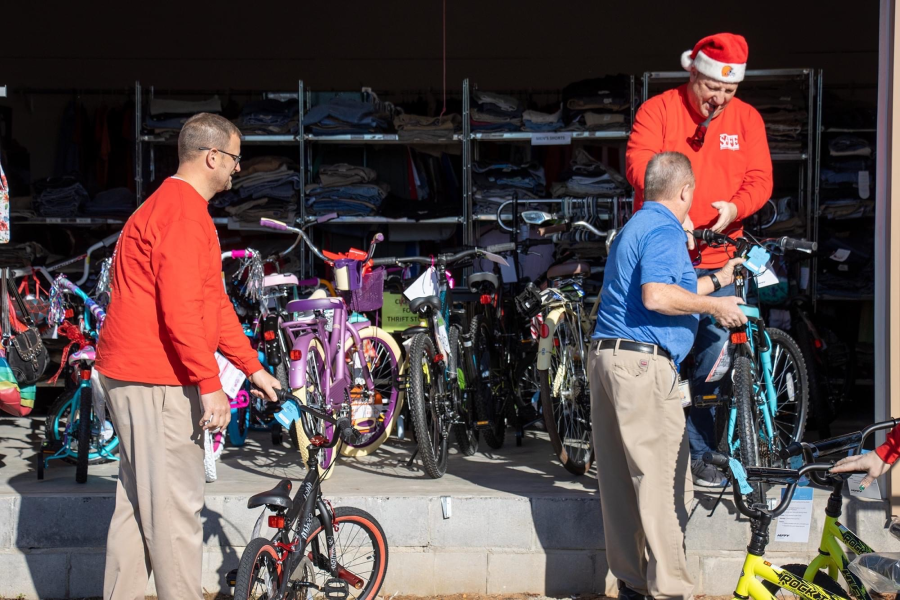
[403,267,438,301]
[324,308,334,332]
[678,379,692,408]
[215,351,247,399]
[756,266,781,288]
[775,487,813,543]
[848,474,882,499]
[859,170,871,199]
[706,340,733,383]
[830,249,851,263]
[532,132,572,146]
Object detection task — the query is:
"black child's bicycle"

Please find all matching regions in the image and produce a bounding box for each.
[229,388,388,600]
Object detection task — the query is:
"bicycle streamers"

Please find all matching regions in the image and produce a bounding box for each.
[239,250,265,302]
[95,257,114,302]
[48,275,67,327]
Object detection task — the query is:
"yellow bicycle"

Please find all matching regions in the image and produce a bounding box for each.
[703,450,871,600]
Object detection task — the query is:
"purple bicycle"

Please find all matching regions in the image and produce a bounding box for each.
[259,218,402,478]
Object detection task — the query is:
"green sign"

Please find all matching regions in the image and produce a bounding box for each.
[381,292,420,332]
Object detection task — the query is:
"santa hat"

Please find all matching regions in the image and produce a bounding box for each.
[681,33,749,83]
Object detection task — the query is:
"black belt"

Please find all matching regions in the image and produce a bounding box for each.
[596,338,671,361]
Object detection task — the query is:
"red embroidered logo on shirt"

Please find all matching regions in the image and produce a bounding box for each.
[720,134,740,151]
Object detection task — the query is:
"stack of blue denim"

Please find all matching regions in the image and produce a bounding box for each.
[472,160,546,215]
[32,176,89,217]
[145,96,223,136]
[306,164,389,216]
[551,149,627,198]
[235,99,299,135]
[83,187,136,217]
[522,107,564,132]
[561,76,630,132]
[302,98,391,136]
[471,91,523,132]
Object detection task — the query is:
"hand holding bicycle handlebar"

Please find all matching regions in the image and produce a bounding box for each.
[252,385,364,448]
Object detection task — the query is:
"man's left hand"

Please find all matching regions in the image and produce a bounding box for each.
[249,369,282,402]
[710,201,739,233]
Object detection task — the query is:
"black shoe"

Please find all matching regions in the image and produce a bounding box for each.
[618,580,653,600]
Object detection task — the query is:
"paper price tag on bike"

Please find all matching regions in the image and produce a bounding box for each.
[215,351,247,399]
[744,246,771,275]
[403,266,438,301]
[775,487,813,543]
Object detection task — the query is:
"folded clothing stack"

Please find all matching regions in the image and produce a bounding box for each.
[741,89,808,153]
[471,91,523,132]
[211,156,301,222]
[306,164,390,216]
[473,160,546,215]
[561,76,631,132]
[551,148,628,198]
[32,176,89,217]
[82,187,136,217]
[522,107,564,132]
[820,136,874,221]
[225,197,296,225]
[146,96,223,134]
[234,99,299,135]
[393,113,460,141]
[303,97,391,136]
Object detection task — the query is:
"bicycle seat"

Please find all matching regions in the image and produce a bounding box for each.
[247,479,293,510]
[68,346,96,365]
[264,273,299,288]
[409,295,441,314]
[286,296,343,314]
[547,261,591,279]
[468,272,499,294]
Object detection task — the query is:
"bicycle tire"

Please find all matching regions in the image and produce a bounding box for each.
[763,328,809,467]
[44,389,118,465]
[540,309,594,476]
[292,338,339,479]
[407,333,448,478]
[340,326,403,457]
[301,506,389,600]
[233,537,283,600]
[75,385,92,483]
[452,324,479,456]
[794,321,833,438]
[734,354,765,503]
[761,563,848,599]
[470,315,505,450]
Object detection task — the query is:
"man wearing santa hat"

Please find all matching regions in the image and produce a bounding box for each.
[626,33,773,492]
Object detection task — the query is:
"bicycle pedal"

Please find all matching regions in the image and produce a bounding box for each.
[474,420,492,431]
[323,577,350,599]
[225,568,238,587]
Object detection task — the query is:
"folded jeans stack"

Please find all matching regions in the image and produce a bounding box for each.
[473,160,546,215]
[561,76,631,132]
[819,136,874,220]
[303,97,391,136]
[522,107,564,132]
[471,91,523,132]
[32,176,89,217]
[234,99,299,135]
[82,187,136,217]
[393,113,460,142]
[741,90,808,153]
[306,163,390,216]
[145,96,223,134]
[212,156,302,221]
[550,148,628,198]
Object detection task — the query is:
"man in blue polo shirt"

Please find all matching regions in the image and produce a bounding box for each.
[591,152,746,600]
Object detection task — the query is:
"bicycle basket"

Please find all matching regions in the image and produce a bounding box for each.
[347,267,385,312]
[334,259,362,292]
[515,283,542,319]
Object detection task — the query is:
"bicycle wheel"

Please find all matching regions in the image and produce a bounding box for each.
[44,388,118,465]
[227,395,251,447]
[733,354,765,503]
[470,315,505,450]
[300,506,389,599]
[794,322,833,438]
[75,385,92,483]
[540,309,594,476]
[340,326,403,457]
[761,328,809,467]
[233,537,283,600]
[452,324,479,456]
[761,563,848,599]
[291,338,339,478]
[407,333,448,478]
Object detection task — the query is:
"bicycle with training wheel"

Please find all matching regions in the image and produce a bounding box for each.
[40,275,118,483]
[372,243,515,478]
[702,449,871,600]
[772,418,900,600]
[690,230,817,486]
[259,218,402,478]
[229,387,388,600]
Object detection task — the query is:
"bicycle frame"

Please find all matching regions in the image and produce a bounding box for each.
[803,516,874,600]
[734,553,846,600]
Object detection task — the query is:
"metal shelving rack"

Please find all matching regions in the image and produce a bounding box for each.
[642,68,824,298]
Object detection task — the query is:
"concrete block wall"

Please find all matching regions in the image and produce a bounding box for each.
[0,491,893,598]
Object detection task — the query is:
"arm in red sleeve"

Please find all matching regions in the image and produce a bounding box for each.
[626,99,667,212]
[152,218,222,395]
[876,426,900,465]
[730,109,773,220]
[218,288,264,377]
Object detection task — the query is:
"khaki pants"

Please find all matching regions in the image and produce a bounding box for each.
[99,374,205,600]
[589,342,694,600]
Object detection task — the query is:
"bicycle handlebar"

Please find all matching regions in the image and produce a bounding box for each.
[259,218,329,262]
[221,249,258,261]
[372,243,516,267]
[52,275,107,330]
[692,229,816,254]
[258,386,363,449]
[778,236,817,252]
[780,419,900,461]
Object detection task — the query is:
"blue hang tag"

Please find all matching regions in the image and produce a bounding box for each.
[745,246,771,275]
[273,399,301,430]
[729,457,754,495]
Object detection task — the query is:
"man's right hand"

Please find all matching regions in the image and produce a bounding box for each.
[711,296,748,329]
[200,388,232,431]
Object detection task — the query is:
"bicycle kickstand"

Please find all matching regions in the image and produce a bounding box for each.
[406,445,420,470]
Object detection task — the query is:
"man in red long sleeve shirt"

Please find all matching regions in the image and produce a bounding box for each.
[96,113,281,600]
[626,33,773,489]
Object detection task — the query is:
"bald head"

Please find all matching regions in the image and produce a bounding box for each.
[645,152,694,202]
[177,113,242,164]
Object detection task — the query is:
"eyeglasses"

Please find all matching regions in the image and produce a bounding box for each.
[199,147,242,165]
